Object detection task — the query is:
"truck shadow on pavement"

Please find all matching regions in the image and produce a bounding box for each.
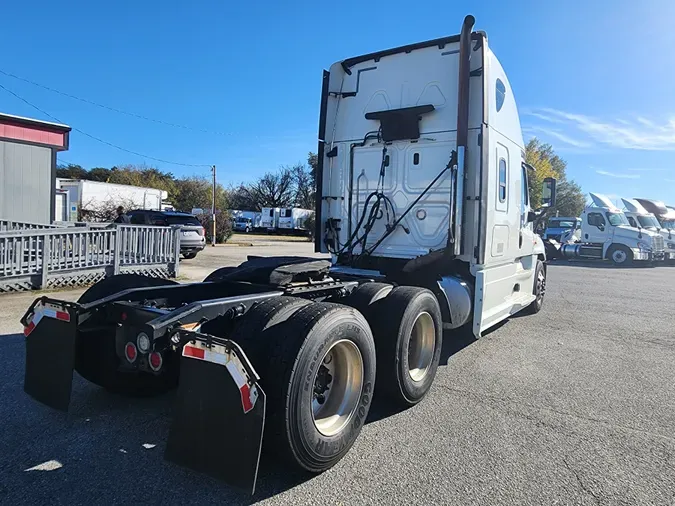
[0,331,326,505]
[547,259,664,269]
[1,318,485,504]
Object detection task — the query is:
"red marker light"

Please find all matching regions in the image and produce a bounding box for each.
[125,342,137,363]
[149,352,163,371]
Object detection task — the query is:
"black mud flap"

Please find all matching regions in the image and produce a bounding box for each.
[22,298,79,411]
[165,340,266,495]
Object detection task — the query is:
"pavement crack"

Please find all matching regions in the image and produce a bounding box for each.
[562,457,601,505]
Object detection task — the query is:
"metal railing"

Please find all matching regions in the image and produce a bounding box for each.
[0,225,181,292]
[0,219,65,232]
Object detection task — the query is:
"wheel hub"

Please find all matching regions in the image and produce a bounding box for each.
[312,339,364,437]
[613,250,626,263]
[407,312,435,382]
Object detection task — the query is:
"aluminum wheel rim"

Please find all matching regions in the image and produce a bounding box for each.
[536,270,546,300]
[407,312,435,382]
[613,250,626,263]
[312,339,364,437]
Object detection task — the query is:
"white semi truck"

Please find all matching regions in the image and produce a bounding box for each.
[635,198,675,242]
[21,16,557,494]
[622,198,675,260]
[278,207,314,233]
[559,193,665,265]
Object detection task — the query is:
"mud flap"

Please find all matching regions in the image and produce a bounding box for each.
[165,340,266,494]
[22,299,78,411]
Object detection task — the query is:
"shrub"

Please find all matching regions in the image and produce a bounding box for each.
[304,213,316,241]
[197,210,233,244]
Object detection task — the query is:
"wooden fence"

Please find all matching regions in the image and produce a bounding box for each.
[0,225,181,292]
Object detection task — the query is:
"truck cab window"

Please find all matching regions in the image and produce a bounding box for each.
[628,216,638,228]
[498,158,507,203]
[606,212,628,227]
[588,212,605,228]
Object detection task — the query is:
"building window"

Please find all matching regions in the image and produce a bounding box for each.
[498,158,507,202]
[496,79,506,112]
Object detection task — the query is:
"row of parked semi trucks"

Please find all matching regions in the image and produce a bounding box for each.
[543,194,675,265]
[230,207,314,234]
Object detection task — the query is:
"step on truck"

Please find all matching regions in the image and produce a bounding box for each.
[559,193,665,265]
[21,15,556,494]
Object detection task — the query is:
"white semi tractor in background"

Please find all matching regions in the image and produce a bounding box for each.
[622,198,675,260]
[559,193,665,265]
[22,16,557,493]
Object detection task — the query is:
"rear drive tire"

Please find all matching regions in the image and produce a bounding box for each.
[369,286,442,407]
[607,244,633,266]
[340,282,393,318]
[255,302,376,473]
[75,274,179,396]
[203,266,237,282]
[524,259,546,315]
[228,296,312,366]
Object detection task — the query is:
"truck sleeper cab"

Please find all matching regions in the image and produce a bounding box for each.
[20,15,555,495]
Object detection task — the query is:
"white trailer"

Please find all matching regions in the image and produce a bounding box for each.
[278,207,314,233]
[259,207,279,230]
[559,193,665,265]
[57,179,168,221]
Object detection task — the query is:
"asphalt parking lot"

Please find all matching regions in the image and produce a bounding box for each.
[1,251,674,505]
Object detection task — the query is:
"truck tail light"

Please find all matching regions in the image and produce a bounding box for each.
[149,351,163,371]
[125,342,137,363]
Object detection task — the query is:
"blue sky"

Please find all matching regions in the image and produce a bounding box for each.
[2,0,674,203]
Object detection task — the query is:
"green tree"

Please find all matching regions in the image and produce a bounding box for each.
[88,167,112,182]
[56,163,88,179]
[525,138,585,217]
[173,176,228,212]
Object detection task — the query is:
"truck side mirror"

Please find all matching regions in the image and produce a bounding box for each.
[542,178,557,208]
[527,211,537,223]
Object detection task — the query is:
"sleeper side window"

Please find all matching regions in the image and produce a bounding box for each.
[498,159,507,203]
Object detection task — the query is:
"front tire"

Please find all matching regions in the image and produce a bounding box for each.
[183,251,198,259]
[255,302,376,472]
[369,287,443,407]
[524,259,546,314]
[607,244,633,266]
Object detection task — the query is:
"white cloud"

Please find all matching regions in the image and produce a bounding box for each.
[526,108,675,151]
[595,169,640,179]
[525,126,592,148]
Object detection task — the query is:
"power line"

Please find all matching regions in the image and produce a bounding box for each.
[0,82,212,168]
[0,68,234,136]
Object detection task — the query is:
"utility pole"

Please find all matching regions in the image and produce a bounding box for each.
[211,165,216,247]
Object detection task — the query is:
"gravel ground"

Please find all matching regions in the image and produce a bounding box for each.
[1,259,674,505]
